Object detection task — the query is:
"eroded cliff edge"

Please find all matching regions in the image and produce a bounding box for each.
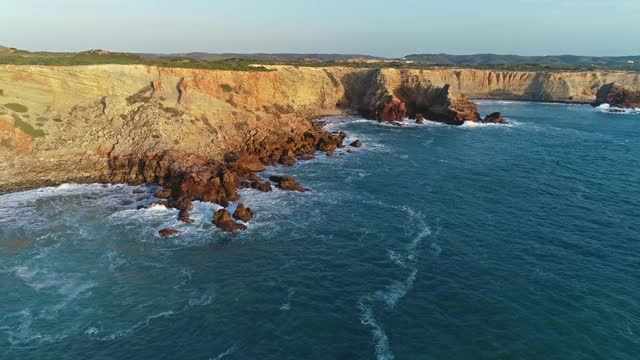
[1,65,639,195]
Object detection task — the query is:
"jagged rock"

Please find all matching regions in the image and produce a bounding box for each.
[159,228,180,238]
[213,209,247,232]
[233,203,254,222]
[269,175,309,192]
[237,156,266,172]
[481,112,508,124]
[350,140,363,148]
[178,208,195,224]
[415,114,425,124]
[379,97,407,121]
[594,83,640,109]
[154,188,171,199]
[240,180,273,192]
[338,131,348,139]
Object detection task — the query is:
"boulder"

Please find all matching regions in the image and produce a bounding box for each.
[481,112,508,124]
[159,228,180,238]
[350,139,363,148]
[233,203,254,222]
[415,114,425,124]
[213,209,247,232]
[178,208,195,224]
[269,175,309,192]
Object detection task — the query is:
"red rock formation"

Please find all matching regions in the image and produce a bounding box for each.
[481,112,508,124]
[213,209,246,232]
[377,97,407,122]
[269,175,309,192]
[595,83,640,108]
[233,203,254,222]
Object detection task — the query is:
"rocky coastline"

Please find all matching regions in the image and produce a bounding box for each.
[2,64,639,231]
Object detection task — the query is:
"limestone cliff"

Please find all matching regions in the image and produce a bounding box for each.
[1,65,639,193]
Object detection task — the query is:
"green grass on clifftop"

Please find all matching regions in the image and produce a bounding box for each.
[0,50,272,71]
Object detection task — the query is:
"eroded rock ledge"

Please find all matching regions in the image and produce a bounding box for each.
[106,128,345,231]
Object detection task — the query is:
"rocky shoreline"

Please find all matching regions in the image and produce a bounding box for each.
[105,124,351,232]
[2,64,639,232]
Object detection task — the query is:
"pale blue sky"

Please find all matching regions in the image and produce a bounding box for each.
[1,0,639,57]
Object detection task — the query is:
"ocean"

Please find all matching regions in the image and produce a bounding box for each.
[1,101,639,359]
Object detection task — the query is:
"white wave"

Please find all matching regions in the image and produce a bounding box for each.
[210,345,238,360]
[97,310,175,341]
[375,270,418,309]
[5,310,71,346]
[596,103,640,114]
[359,300,394,360]
[460,119,516,128]
[188,293,215,307]
[280,288,296,311]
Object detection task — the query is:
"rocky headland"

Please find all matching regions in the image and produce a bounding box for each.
[1,64,639,230]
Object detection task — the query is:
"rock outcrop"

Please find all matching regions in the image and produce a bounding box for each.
[233,203,254,222]
[481,112,508,124]
[594,83,640,109]
[213,209,246,232]
[269,175,309,192]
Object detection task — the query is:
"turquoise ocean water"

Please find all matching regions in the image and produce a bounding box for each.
[1,101,639,359]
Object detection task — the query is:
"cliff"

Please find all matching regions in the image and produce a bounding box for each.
[2,65,640,194]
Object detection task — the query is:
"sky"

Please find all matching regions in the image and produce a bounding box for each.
[1,0,639,57]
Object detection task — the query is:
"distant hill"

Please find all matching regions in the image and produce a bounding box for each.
[402,54,640,68]
[0,45,15,55]
[152,53,386,62]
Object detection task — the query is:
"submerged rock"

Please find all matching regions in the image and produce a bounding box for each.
[159,228,180,238]
[233,203,254,222]
[269,175,309,192]
[213,209,247,232]
[481,112,508,124]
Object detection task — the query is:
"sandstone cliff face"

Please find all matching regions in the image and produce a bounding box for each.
[1,64,639,192]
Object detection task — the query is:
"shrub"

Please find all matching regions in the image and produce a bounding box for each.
[220,83,233,93]
[52,117,63,123]
[234,122,247,131]
[5,103,28,113]
[12,114,45,137]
